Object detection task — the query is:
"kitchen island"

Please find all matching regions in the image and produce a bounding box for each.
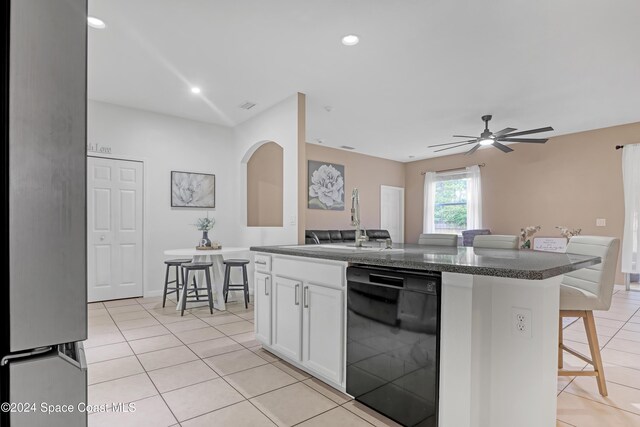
[250,243,600,427]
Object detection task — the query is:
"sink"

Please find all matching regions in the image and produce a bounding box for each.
[284,244,404,253]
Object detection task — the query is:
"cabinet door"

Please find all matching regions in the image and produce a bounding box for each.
[272,276,302,361]
[254,272,271,345]
[302,283,344,384]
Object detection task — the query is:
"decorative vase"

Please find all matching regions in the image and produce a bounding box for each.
[200,231,212,247]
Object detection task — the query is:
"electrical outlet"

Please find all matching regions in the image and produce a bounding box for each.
[512,308,532,338]
[596,218,606,227]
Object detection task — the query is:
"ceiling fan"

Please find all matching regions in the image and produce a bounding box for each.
[429,115,554,155]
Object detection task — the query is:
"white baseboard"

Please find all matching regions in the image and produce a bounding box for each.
[144,289,164,298]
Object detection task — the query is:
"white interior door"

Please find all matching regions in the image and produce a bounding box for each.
[380,185,405,243]
[88,157,144,302]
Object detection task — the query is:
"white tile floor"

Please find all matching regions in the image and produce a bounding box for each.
[86,295,399,427]
[86,284,640,426]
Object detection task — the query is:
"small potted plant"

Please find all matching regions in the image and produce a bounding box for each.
[520,225,542,249]
[195,214,215,248]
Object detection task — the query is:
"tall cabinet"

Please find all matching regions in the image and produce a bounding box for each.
[253,253,347,389]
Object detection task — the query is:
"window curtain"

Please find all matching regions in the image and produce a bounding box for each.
[622,144,640,273]
[423,171,437,233]
[466,165,483,230]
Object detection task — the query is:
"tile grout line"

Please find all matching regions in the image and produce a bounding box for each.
[141,297,296,417]
[136,297,288,426]
[98,299,183,425]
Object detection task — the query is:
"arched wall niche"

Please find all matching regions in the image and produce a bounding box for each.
[244,140,284,227]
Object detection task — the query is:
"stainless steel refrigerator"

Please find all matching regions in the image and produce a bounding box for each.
[1,0,88,426]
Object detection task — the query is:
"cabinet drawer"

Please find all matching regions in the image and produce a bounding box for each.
[254,254,272,272]
[273,256,346,289]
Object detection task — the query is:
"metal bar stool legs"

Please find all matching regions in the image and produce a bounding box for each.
[180,262,214,316]
[222,259,251,309]
[162,259,191,307]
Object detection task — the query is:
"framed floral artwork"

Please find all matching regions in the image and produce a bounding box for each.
[171,171,216,208]
[308,160,345,210]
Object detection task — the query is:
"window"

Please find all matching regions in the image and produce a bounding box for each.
[423,165,482,234]
[434,173,468,234]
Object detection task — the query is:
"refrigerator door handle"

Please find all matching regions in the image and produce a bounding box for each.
[1,346,53,366]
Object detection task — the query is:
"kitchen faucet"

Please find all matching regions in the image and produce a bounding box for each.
[351,188,368,247]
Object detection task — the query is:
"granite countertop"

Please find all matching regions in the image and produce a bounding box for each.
[249,243,601,280]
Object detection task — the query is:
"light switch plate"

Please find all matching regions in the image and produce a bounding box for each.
[596,218,606,227]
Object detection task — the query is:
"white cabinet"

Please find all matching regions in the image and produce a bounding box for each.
[302,283,343,384]
[253,253,347,389]
[254,272,271,345]
[271,276,302,361]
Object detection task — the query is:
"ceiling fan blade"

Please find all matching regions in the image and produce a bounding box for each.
[492,127,517,138]
[498,137,548,143]
[465,144,481,155]
[452,135,479,139]
[433,141,477,152]
[492,141,514,153]
[428,139,476,148]
[502,126,553,137]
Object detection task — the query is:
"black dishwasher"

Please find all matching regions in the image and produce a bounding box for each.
[346,266,441,427]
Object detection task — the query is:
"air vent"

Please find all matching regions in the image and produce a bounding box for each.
[340,145,355,150]
[239,101,257,110]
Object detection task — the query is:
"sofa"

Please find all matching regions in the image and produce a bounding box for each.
[305,229,391,244]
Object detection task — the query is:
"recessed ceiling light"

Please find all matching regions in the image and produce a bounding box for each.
[190,87,201,94]
[87,16,106,29]
[341,34,359,46]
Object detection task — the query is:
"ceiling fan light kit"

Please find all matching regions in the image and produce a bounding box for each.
[429,114,554,155]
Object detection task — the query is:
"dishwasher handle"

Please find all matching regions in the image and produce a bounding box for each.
[369,273,404,288]
[347,266,440,295]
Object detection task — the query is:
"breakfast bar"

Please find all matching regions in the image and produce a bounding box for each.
[249,243,600,427]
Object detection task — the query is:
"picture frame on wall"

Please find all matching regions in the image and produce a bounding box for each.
[171,171,216,208]
[308,160,345,210]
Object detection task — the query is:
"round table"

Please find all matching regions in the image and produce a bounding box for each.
[164,247,250,311]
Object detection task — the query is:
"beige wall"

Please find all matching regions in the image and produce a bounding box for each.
[405,121,640,283]
[247,142,284,227]
[305,144,405,230]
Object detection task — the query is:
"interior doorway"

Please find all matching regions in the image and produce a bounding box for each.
[380,185,405,243]
[87,156,144,302]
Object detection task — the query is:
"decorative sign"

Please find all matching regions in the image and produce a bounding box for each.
[533,237,568,253]
[87,142,112,154]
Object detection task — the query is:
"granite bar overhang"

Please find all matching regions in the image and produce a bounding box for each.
[249,243,601,280]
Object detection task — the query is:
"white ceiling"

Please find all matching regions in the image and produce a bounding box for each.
[88,0,640,162]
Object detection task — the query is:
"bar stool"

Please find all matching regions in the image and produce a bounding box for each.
[418,233,458,246]
[472,234,519,249]
[223,259,250,309]
[180,262,214,316]
[558,236,620,396]
[162,259,192,307]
